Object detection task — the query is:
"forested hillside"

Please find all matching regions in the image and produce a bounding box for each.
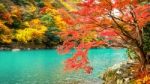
[0,0,71,49]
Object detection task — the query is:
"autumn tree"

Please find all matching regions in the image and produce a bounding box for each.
[58,0,150,73]
[0,0,67,47]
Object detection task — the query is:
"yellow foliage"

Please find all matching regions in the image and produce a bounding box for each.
[43,0,53,7]
[30,19,41,28]
[0,3,4,9]
[10,5,21,18]
[0,0,67,44]
[135,75,150,84]
[53,14,67,31]
[15,19,47,43]
[30,19,40,25]
[26,4,36,13]
[81,31,97,42]
[15,27,46,43]
[38,2,67,31]
[59,0,77,12]
[0,21,12,44]
[0,35,12,44]
[48,9,67,31]
[22,21,30,27]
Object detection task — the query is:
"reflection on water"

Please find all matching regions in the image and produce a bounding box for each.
[0,48,127,84]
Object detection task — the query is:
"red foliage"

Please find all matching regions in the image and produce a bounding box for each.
[77,0,94,7]
[100,29,118,36]
[134,4,150,28]
[40,6,49,14]
[57,41,75,54]
[64,42,93,73]
[58,9,76,25]
[2,12,13,24]
[58,0,150,74]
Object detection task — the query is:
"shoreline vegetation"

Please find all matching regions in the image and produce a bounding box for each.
[0,44,55,50]
[101,61,150,84]
[0,44,124,51]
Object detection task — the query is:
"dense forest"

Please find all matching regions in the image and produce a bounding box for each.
[0,0,72,49]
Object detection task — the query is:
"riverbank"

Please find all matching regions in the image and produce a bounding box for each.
[0,44,57,51]
[100,59,150,84]
[101,60,135,84]
[0,44,124,51]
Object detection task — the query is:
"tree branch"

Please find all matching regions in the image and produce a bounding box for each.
[129,5,143,46]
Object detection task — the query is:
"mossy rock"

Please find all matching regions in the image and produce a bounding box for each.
[101,61,136,84]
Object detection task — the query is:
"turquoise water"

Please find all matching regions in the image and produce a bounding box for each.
[0,48,127,84]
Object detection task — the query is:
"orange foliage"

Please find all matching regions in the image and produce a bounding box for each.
[58,0,150,73]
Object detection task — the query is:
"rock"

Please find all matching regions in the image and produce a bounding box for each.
[124,78,130,84]
[110,63,122,70]
[12,48,20,51]
[128,59,135,63]
[117,79,123,84]
[116,70,122,75]
[27,48,30,50]
[101,60,136,84]
[122,73,129,78]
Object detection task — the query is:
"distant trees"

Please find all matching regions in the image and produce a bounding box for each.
[0,0,67,47]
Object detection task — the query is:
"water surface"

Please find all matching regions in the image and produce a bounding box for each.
[0,48,127,84]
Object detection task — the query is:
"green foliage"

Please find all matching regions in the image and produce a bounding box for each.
[40,14,55,26]
[44,26,61,47]
[0,3,6,12]
[143,22,150,52]
[40,13,61,47]
[12,0,30,5]
[127,48,138,60]
[51,2,63,8]
[11,18,22,29]
[35,0,45,7]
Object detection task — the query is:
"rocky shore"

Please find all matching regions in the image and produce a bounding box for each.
[101,60,138,84]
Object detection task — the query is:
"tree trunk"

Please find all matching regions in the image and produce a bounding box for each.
[134,46,147,68]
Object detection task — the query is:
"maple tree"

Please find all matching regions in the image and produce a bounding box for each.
[58,0,150,73]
